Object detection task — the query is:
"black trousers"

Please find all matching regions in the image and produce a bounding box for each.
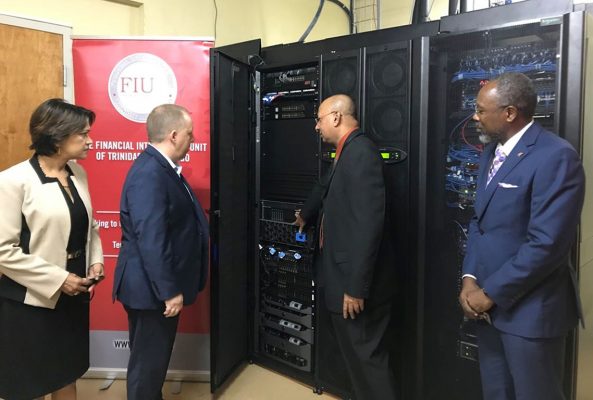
[0,257,89,400]
[329,301,398,400]
[125,307,179,400]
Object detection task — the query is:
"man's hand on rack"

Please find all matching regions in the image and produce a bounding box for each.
[293,209,306,233]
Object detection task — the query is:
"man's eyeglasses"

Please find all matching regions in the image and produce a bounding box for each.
[315,111,338,123]
[474,105,509,116]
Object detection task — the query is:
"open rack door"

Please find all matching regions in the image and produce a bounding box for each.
[210,42,258,392]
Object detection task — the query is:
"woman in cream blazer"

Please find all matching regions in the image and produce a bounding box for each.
[0,99,104,400]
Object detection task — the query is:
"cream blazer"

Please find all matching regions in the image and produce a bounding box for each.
[0,158,103,309]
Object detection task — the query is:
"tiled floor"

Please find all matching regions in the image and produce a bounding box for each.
[24,337,593,399]
[18,355,593,400]
[54,364,338,400]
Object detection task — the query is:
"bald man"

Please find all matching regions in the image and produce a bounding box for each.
[295,95,398,399]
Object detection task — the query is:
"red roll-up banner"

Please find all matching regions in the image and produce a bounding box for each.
[73,38,213,378]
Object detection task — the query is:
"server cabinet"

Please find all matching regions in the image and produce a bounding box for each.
[210,42,334,394]
[256,64,321,389]
[211,35,418,398]
[420,9,584,400]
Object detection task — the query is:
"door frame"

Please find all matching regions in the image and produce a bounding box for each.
[0,12,73,101]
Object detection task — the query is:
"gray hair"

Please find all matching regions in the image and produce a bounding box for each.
[146,104,190,143]
[493,72,537,118]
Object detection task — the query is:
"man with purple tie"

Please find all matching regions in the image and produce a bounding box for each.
[459,72,585,400]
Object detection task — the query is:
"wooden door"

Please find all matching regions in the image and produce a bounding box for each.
[0,23,64,171]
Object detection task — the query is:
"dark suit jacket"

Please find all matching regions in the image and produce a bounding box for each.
[463,123,585,338]
[113,145,208,309]
[301,130,396,313]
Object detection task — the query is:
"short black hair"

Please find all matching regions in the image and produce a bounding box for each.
[494,72,537,119]
[29,98,95,156]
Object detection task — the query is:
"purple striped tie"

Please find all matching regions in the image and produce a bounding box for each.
[486,147,506,186]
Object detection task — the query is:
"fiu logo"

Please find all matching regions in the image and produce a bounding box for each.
[108,53,178,123]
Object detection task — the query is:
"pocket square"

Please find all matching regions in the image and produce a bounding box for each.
[498,182,519,189]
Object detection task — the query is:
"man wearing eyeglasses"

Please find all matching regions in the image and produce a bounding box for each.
[295,94,397,400]
[459,73,585,400]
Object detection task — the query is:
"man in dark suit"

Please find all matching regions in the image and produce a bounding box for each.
[295,94,397,400]
[459,73,585,400]
[113,104,209,400]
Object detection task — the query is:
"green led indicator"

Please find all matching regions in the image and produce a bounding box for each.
[331,152,336,158]
[381,152,390,159]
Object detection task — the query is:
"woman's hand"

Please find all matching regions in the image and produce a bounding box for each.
[87,263,104,279]
[86,263,105,291]
[60,273,89,296]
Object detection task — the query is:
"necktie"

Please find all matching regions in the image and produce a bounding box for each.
[486,147,506,186]
[319,157,339,249]
[180,174,195,203]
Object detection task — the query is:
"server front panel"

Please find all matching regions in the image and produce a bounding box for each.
[256,66,320,377]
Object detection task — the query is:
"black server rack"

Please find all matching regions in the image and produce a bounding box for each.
[420,7,584,400]
[209,53,338,394]
[257,65,320,376]
[210,43,417,398]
